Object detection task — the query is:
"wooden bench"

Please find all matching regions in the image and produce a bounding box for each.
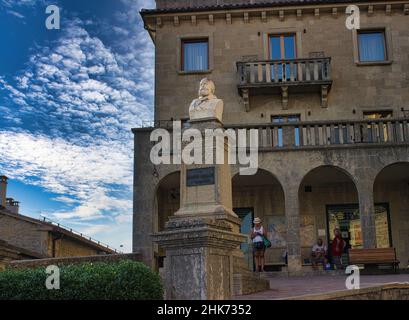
[349,248,400,273]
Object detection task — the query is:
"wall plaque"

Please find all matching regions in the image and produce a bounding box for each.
[186,167,215,187]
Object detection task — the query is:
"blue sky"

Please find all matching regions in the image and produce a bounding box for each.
[0,0,155,252]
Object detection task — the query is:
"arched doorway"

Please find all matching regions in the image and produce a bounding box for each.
[154,171,180,270]
[374,162,409,266]
[299,166,359,268]
[232,169,285,271]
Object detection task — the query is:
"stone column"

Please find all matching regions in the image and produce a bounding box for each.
[152,119,247,300]
[357,181,377,248]
[284,184,302,273]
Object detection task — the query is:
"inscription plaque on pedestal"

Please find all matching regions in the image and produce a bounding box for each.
[186,167,215,187]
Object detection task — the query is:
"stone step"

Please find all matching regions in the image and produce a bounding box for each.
[259,269,346,278]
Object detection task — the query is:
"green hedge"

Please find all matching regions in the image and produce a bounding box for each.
[0,260,163,300]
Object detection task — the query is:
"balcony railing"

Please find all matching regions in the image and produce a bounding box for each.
[135,118,409,152]
[226,118,409,150]
[237,57,332,110]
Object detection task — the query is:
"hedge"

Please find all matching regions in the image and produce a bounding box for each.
[0,260,163,300]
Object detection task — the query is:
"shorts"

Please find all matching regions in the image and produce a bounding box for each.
[253,241,265,254]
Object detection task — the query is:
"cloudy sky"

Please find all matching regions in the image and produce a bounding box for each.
[0,0,155,252]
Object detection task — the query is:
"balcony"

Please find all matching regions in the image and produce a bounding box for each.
[134,118,409,153]
[226,118,409,150]
[237,57,332,110]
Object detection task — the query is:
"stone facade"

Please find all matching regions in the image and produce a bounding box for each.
[134,0,409,276]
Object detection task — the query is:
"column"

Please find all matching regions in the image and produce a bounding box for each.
[284,184,302,273]
[357,181,377,248]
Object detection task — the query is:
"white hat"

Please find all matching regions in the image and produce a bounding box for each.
[253,217,262,224]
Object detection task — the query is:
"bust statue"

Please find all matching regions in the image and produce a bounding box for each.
[189,78,223,123]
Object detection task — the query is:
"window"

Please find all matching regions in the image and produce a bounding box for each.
[358,31,387,62]
[272,114,300,147]
[327,203,392,252]
[181,39,208,72]
[269,34,296,81]
[363,111,393,119]
[364,111,393,142]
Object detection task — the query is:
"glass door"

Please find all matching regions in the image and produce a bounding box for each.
[269,34,296,81]
[234,208,254,271]
[327,204,392,265]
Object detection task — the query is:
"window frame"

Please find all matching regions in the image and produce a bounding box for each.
[268,33,297,60]
[177,34,213,75]
[352,26,393,66]
[357,30,387,63]
[181,38,209,72]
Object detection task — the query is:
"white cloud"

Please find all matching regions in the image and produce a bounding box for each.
[6,10,25,19]
[0,131,133,220]
[0,1,156,251]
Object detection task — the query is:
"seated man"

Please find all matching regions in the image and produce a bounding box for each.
[311,238,328,270]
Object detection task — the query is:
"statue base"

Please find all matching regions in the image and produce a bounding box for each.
[152,217,246,300]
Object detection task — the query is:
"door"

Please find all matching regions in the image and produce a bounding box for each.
[326,204,392,265]
[269,34,296,81]
[234,208,254,271]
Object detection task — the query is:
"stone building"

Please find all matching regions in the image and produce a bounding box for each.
[134,0,409,274]
[0,176,116,267]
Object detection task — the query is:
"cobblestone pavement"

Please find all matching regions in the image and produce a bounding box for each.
[233,274,409,300]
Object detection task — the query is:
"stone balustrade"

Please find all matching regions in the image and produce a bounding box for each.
[237,57,332,109]
[227,117,409,150]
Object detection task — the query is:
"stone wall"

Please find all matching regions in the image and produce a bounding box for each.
[52,237,101,257]
[288,283,409,300]
[0,214,49,256]
[152,6,409,123]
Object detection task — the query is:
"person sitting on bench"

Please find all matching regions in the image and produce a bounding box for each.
[311,238,328,270]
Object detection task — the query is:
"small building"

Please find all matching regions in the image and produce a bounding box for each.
[0,176,117,266]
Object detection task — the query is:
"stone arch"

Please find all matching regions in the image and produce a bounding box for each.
[153,170,180,270]
[373,161,409,265]
[298,165,360,265]
[232,168,286,270]
[153,170,180,233]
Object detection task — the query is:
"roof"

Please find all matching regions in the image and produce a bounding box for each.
[140,0,394,15]
[0,208,117,254]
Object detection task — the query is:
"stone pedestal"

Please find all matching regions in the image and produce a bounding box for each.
[152,218,246,299]
[153,118,248,299]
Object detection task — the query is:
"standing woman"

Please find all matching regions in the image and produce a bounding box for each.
[251,217,267,272]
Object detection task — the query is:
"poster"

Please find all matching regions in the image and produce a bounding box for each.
[266,216,286,248]
[265,215,316,248]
